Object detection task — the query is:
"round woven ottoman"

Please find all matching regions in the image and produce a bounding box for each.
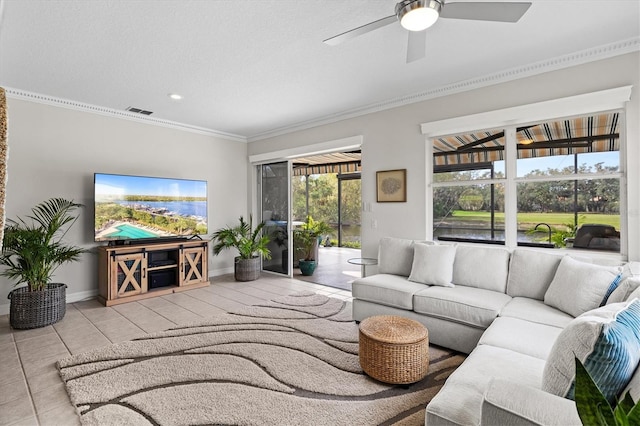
[358,315,429,384]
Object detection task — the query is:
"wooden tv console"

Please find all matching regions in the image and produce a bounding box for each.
[97,239,209,306]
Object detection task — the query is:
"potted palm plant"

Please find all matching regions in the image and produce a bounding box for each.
[211,215,271,281]
[293,216,333,276]
[1,198,86,329]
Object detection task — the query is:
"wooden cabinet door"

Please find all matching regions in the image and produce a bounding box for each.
[181,247,205,285]
[111,252,147,298]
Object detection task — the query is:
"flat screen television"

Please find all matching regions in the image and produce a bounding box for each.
[94,173,208,243]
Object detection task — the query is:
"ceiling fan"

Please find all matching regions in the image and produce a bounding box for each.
[323,0,532,63]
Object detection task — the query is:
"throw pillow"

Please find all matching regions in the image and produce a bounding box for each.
[542,299,640,405]
[408,243,456,287]
[543,256,621,317]
[607,276,640,304]
[600,273,623,306]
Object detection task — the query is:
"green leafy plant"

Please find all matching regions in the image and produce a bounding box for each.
[551,216,585,247]
[293,216,333,261]
[0,198,86,291]
[575,357,640,426]
[211,216,271,260]
[526,215,585,247]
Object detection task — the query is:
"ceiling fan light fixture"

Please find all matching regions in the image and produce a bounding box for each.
[397,0,442,32]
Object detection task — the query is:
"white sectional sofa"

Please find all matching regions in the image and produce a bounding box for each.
[352,237,640,425]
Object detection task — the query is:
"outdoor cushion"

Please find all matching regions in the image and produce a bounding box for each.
[377,237,426,276]
[499,297,574,328]
[452,245,511,292]
[351,274,427,310]
[542,299,640,404]
[413,285,511,329]
[506,248,563,300]
[544,256,621,317]
[479,316,564,360]
[408,243,456,287]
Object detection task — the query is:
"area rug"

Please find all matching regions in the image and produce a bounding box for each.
[58,291,465,425]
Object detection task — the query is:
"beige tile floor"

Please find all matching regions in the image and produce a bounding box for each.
[0,274,353,426]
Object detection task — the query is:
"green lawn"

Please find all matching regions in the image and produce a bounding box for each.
[449,210,620,230]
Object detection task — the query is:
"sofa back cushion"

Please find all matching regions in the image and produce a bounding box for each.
[542,299,640,405]
[506,249,563,300]
[378,237,429,277]
[452,245,511,292]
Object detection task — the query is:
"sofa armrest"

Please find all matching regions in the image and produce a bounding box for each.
[482,378,581,426]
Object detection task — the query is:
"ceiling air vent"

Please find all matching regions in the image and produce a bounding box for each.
[126,106,153,115]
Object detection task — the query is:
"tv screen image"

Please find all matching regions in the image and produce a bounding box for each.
[94,173,208,242]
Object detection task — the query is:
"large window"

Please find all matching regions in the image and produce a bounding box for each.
[432,112,623,253]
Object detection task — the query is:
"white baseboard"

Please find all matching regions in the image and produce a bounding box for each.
[209,267,234,277]
[0,289,99,317]
[0,270,235,317]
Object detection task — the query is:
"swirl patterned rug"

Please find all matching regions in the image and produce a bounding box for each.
[57,291,465,425]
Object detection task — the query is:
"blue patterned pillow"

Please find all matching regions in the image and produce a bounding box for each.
[600,273,623,306]
[543,298,640,405]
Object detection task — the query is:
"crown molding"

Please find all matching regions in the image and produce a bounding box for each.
[3,37,638,144]
[3,88,248,143]
[247,37,640,142]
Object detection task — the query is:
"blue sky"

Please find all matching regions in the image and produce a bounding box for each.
[492,151,619,177]
[95,173,207,198]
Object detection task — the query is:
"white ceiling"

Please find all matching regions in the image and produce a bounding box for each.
[0,0,638,141]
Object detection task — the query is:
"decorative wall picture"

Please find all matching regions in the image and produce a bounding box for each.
[376,169,406,202]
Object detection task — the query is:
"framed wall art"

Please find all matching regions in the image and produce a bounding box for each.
[376,169,406,202]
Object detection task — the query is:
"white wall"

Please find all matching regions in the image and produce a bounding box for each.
[0,98,248,314]
[247,52,640,263]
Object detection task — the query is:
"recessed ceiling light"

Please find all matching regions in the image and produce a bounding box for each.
[168,93,183,100]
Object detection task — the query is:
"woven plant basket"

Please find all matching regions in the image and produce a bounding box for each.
[8,283,67,329]
[234,256,260,281]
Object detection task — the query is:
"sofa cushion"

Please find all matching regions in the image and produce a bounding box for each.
[542,299,640,404]
[479,316,564,360]
[622,362,640,404]
[499,297,574,328]
[607,276,640,304]
[408,243,455,287]
[544,256,621,317]
[426,345,546,426]
[452,245,511,292]
[413,285,511,329]
[506,248,563,300]
[482,379,581,426]
[377,237,429,276]
[351,274,427,310]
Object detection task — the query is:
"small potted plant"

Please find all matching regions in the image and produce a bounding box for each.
[1,198,87,329]
[293,216,333,276]
[211,215,271,281]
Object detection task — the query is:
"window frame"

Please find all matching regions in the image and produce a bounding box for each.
[427,109,627,258]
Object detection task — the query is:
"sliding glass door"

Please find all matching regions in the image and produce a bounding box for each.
[259,162,291,276]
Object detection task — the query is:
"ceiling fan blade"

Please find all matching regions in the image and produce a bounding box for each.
[323,14,397,46]
[440,2,532,23]
[406,30,426,63]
